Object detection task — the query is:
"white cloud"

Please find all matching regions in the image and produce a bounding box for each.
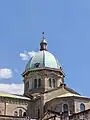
[19,51,36,61]
[0,68,13,79]
[0,83,24,95]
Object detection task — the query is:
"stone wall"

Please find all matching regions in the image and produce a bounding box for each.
[74,98,90,113]
[44,97,74,114]
[0,97,29,116]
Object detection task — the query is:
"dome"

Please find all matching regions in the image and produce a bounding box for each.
[25,33,61,70]
[25,50,61,70]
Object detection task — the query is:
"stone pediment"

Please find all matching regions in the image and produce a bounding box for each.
[45,71,61,78]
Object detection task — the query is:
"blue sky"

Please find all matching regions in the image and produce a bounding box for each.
[0,0,90,95]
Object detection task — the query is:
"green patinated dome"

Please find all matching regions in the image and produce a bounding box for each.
[25,50,61,70]
[25,33,61,70]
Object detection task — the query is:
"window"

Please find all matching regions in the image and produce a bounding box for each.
[53,79,56,88]
[25,81,29,90]
[38,79,41,87]
[34,63,40,68]
[43,106,45,113]
[49,78,52,87]
[23,112,26,117]
[19,109,22,117]
[0,110,2,115]
[14,111,18,116]
[38,109,40,119]
[80,103,85,112]
[34,79,37,88]
[63,104,68,112]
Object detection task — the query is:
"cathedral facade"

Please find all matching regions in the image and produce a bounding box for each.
[0,33,90,120]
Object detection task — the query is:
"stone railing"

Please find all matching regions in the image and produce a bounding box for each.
[69,109,90,120]
[43,109,90,120]
[0,115,30,120]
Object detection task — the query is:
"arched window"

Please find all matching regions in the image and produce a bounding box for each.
[38,109,40,119]
[43,106,45,113]
[25,81,29,90]
[0,110,2,115]
[23,112,26,117]
[80,103,85,112]
[14,111,18,116]
[34,79,37,88]
[49,78,52,87]
[63,104,68,112]
[38,79,41,87]
[19,109,22,117]
[53,79,56,88]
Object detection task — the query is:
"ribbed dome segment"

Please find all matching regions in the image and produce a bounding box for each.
[25,51,61,70]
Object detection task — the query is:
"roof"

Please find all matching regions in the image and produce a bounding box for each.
[40,39,47,44]
[44,84,80,95]
[0,92,30,100]
[64,85,80,95]
[56,93,89,99]
[25,50,61,70]
[57,93,80,98]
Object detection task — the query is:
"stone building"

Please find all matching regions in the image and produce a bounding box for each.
[0,92,29,117]
[0,33,90,119]
[43,108,90,120]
